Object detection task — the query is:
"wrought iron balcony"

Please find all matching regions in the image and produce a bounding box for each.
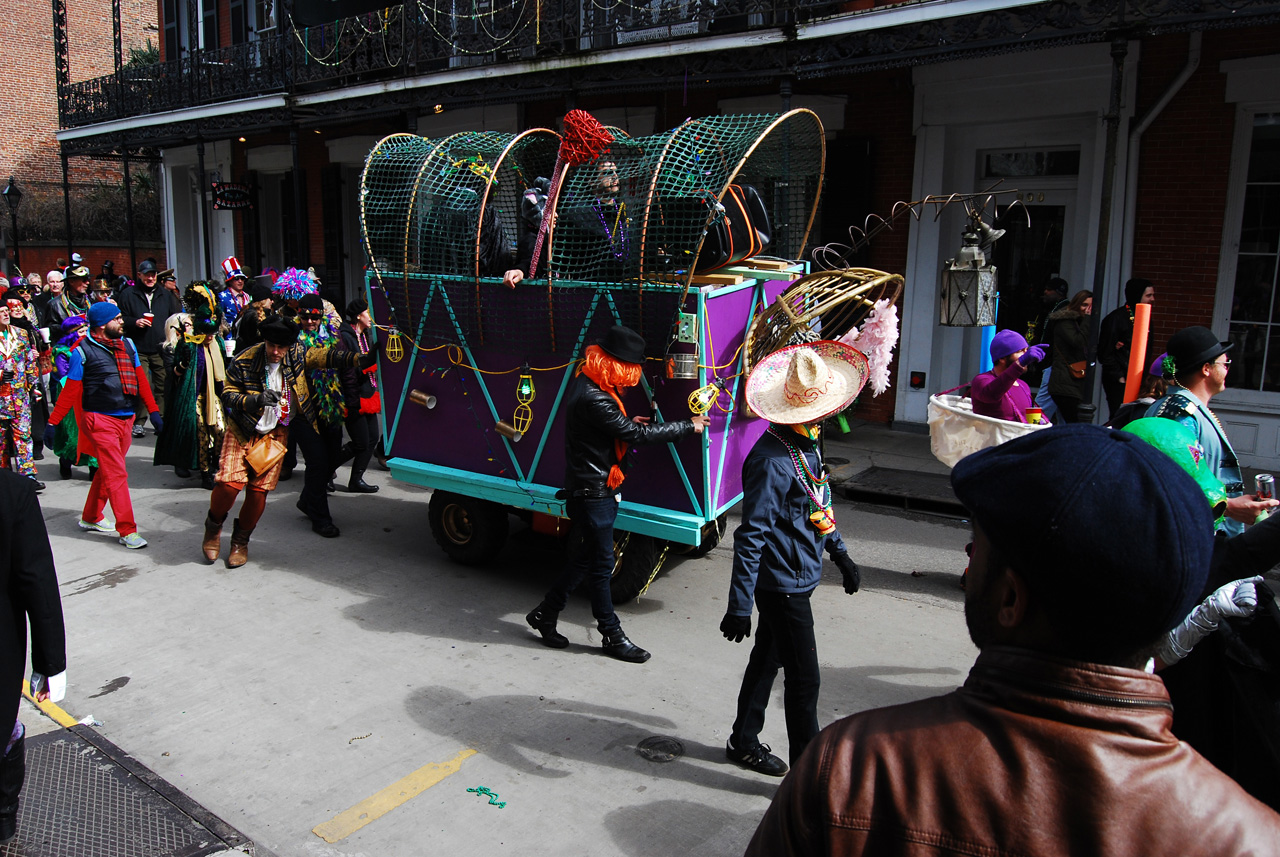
[59,0,837,128]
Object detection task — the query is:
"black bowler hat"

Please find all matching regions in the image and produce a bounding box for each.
[597,324,645,365]
[1166,326,1232,375]
[259,313,299,345]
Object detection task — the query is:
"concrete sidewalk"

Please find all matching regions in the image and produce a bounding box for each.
[824,420,964,516]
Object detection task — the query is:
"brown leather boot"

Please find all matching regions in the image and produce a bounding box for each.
[227,519,253,568]
[202,512,226,563]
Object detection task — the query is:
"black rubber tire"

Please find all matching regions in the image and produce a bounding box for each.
[610,533,669,603]
[427,490,509,566]
[673,514,727,559]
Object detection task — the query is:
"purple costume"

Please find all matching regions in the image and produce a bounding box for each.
[970,362,1036,423]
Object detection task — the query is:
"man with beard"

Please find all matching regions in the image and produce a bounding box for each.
[44,302,162,549]
[44,265,91,330]
[200,314,375,567]
[744,426,1280,855]
[118,258,182,439]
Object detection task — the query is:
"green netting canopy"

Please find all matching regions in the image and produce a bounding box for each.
[359,110,825,351]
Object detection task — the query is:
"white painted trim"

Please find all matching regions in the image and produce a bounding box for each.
[1212,104,1261,338]
[246,144,294,172]
[1221,54,1280,103]
[56,95,288,142]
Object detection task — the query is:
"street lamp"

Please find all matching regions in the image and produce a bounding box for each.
[2,177,22,274]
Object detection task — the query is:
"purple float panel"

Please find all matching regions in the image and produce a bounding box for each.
[369,272,798,533]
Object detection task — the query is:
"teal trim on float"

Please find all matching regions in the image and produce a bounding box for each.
[386,287,436,450]
[386,458,705,544]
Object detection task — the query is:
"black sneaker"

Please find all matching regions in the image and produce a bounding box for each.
[726,739,788,777]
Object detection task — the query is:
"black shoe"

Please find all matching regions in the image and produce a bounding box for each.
[525,608,569,648]
[175,466,192,478]
[88,466,97,480]
[726,739,788,777]
[200,472,215,490]
[59,459,72,479]
[279,468,293,482]
[326,481,336,493]
[312,521,340,538]
[601,632,650,663]
[348,478,379,494]
[28,477,45,491]
[33,448,44,461]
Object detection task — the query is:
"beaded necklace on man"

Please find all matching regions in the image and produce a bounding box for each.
[768,425,836,535]
[593,200,628,259]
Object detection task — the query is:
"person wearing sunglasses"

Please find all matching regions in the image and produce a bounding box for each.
[1146,326,1276,536]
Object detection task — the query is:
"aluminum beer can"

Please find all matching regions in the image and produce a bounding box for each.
[1257,474,1275,501]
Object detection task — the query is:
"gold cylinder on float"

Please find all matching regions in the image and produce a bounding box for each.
[494,420,523,442]
[408,390,437,409]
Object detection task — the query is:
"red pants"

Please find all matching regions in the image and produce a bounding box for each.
[82,412,136,536]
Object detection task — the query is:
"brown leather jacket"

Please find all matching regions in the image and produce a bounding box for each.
[746,646,1280,856]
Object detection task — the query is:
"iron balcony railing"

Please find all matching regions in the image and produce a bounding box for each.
[59,0,842,127]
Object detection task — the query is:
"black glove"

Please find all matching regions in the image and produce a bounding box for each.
[149,411,164,434]
[357,349,378,370]
[259,388,282,408]
[720,613,751,643]
[832,552,860,594]
[43,424,57,449]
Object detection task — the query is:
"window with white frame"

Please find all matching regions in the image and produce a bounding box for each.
[1227,113,1280,392]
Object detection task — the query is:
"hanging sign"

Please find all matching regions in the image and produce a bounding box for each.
[212,183,254,210]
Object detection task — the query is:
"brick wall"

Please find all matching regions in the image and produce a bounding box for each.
[1132,26,1280,359]
[18,244,168,282]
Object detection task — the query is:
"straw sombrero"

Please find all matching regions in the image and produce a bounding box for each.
[746,341,868,425]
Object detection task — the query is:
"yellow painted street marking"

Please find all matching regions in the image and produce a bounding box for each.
[21,681,78,729]
[313,747,478,843]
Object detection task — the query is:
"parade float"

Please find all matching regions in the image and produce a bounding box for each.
[358,109,900,599]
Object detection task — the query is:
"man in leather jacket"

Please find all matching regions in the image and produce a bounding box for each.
[746,425,1280,855]
[525,325,708,663]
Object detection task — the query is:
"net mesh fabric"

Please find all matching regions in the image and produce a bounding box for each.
[359,111,824,357]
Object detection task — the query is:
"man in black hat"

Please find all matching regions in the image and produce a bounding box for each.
[44,265,91,329]
[1146,325,1276,536]
[1097,277,1156,416]
[202,313,376,567]
[524,325,709,663]
[118,258,181,439]
[745,425,1280,856]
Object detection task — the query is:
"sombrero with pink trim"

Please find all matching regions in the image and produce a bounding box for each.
[746,341,868,425]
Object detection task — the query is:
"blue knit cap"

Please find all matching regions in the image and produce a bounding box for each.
[952,425,1213,650]
[87,302,121,328]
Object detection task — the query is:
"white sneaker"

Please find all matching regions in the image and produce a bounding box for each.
[78,518,115,534]
[118,533,148,550]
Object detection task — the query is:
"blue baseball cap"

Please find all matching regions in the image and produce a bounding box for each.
[952,425,1213,652]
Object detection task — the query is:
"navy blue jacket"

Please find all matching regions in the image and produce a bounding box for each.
[728,429,847,616]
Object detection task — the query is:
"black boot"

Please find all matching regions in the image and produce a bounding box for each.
[175,466,192,478]
[200,471,215,490]
[602,632,650,663]
[348,475,379,493]
[0,732,26,843]
[525,606,569,649]
[59,458,72,479]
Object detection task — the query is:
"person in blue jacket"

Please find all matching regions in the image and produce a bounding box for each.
[721,341,866,777]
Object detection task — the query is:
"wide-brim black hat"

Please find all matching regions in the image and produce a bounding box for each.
[259,314,299,345]
[1166,326,1232,374]
[597,325,646,365]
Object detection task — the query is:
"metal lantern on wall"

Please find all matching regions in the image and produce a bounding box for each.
[939,223,998,327]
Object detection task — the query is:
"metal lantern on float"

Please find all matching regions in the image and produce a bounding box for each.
[939,221,999,327]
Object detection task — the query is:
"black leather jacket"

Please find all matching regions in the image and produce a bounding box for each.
[563,375,695,497]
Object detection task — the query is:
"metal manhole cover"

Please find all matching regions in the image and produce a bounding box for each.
[636,736,684,763]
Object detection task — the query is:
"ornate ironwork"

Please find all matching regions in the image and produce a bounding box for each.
[56,0,1280,148]
[52,0,70,116]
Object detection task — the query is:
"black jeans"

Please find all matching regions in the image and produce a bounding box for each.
[1101,374,1126,418]
[342,412,380,481]
[1051,394,1080,424]
[292,419,342,526]
[731,588,820,765]
[541,496,622,636]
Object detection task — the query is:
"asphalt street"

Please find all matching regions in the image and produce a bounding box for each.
[24,433,977,857]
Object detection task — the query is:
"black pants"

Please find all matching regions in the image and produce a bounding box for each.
[133,352,166,422]
[1051,394,1080,424]
[731,588,820,764]
[342,412,380,482]
[541,496,622,636]
[0,732,24,841]
[1102,374,1127,418]
[292,419,342,526]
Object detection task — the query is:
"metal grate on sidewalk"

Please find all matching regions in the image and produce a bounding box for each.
[2,726,259,857]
